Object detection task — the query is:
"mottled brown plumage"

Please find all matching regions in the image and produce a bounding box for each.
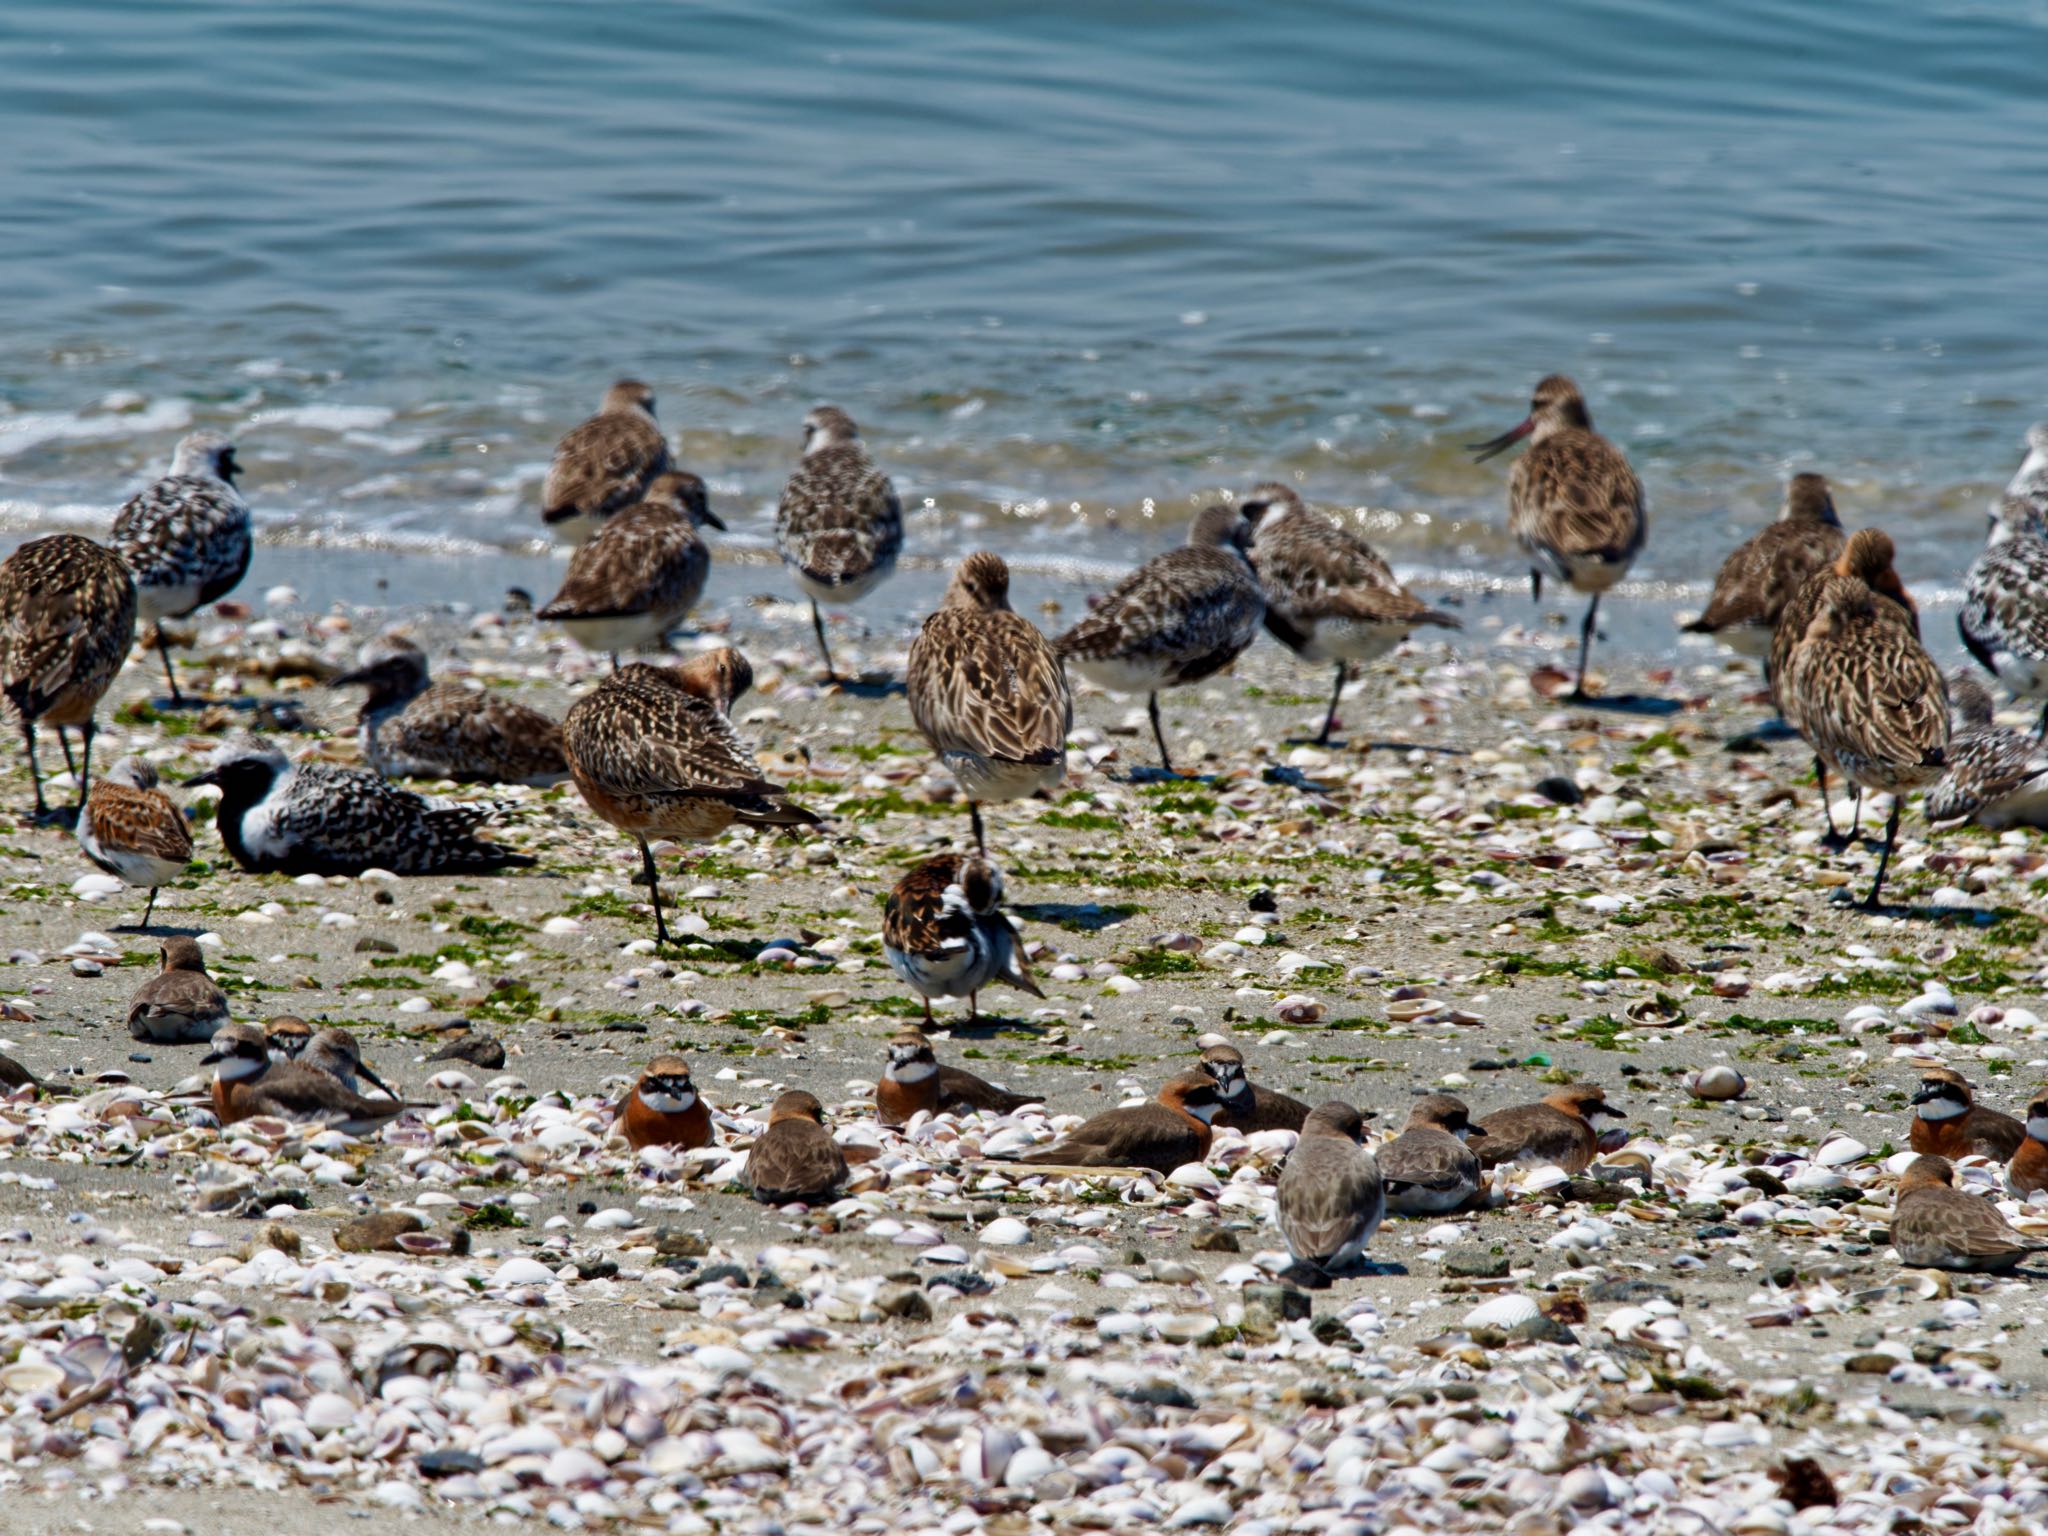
[1378,1094,1485,1215]
[537,472,724,664]
[775,406,904,681]
[1891,1155,2045,1273]
[1468,1084,1622,1173]
[127,936,229,1045]
[1197,1042,1312,1133]
[1926,668,2048,827]
[76,756,192,928]
[330,635,568,787]
[541,380,672,543]
[1960,495,2048,726]
[1009,1071,1222,1176]
[747,1089,848,1205]
[881,854,1042,1023]
[1684,474,1846,664]
[1276,1101,1384,1278]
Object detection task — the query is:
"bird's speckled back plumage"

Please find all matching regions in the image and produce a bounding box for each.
[0,535,138,727]
[776,408,904,590]
[1686,475,1846,639]
[1245,485,1461,651]
[541,381,671,531]
[908,554,1071,770]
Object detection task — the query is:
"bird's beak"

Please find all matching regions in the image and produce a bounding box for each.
[183,766,223,789]
[1469,417,1534,463]
[355,1061,397,1100]
[1465,1122,1487,1138]
[699,507,728,532]
[199,1047,227,1065]
[1909,1084,1944,1105]
[1594,1103,1626,1121]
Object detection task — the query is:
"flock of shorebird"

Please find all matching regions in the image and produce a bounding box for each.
[6,376,2048,1276]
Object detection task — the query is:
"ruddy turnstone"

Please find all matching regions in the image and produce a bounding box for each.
[2007,1093,2048,1200]
[1960,495,2048,736]
[1240,483,1461,745]
[560,648,820,944]
[746,1089,848,1205]
[303,1027,397,1100]
[775,406,903,682]
[330,633,568,786]
[109,430,251,707]
[1276,1101,1384,1283]
[184,736,533,876]
[1054,504,1264,774]
[1197,1041,1312,1134]
[881,853,1043,1024]
[201,1022,430,1133]
[1926,669,2048,829]
[541,380,672,544]
[1006,1071,1224,1177]
[1891,1155,2045,1273]
[1909,1065,2023,1163]
[1471,374,1646,699]
[615,1055,714,1151]
[126,936,229,1045]
[76,755,192,929]
[1377,1094,1486,1216]
[906,552,1071,850]
[537,471,725,667]
[874,1029,1042,1127]
[1780,531,1948,907]
[264,1014,314,1061]
[1468,1084,1623,1174]
[1682,473,1845,673]
[0,534,137,820]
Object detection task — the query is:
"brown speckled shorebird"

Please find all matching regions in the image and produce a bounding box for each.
[560,648,820,945]
[1377,1094,1486,1216]
[541,380,672,544]
[126,936,229,1045]
[329,634,568,787]
[0,534,138,821]
[775,406,904,684]
[1471,375,1645,700]
[537,471,724,667]
[906,552,1071,851]
[1683,473,1845,674]
[1780,530,1948,908]
[76,755,192,929]
[1055,504,1264,774]
[1926,669,2048,829]
[1468,1084,1624,1174]
[1891,1155,2045,1273]
[1239,482,1461,745]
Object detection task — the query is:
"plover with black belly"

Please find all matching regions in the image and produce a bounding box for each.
[1240,482,1461,745]
[537,471,724,668]
[184,736,533,877]
[1471,374,1646,700]
[775,406,904,682]
[560,648,820,945]
[1926,670,2048,830]
[1683,472,1845,676]
[541,380,672,544]
[1960,495,2048,738]
[907,552,1071,850]
[0,534,137,821]
[76,755,192,929]
[330,633,568,786]
[1054,504,1264,775]
[109,430,250,707]
[882,852,1044,1024]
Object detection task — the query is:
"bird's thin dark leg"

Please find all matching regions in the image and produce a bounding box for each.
[139,887,159,930]
[1861,799,1903,910]
[2036,698,2047,742]
[76,720,96,807]
[810,600,839,683]
[1816,758,1845,846]
[609,653,620,673]
[1568,594,1600,701]
[1529,570,1542,603]
[157,631,185,707]
[637,838,672,946]
[1316,664,1347,747]
[1849,788,1863,840]
[968,990,980,1023]
[970,802,986,853]
[54,726,77,782]
[922,996,933,1028]
[1147,692,1175,775]
[21,719,44,819]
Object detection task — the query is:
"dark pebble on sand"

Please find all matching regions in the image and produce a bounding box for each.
[355,936,399,954]
[1115,1381,1197,1410]
[418,1449,485,1478]
[687,1263,751,1290]
[1534,776,1583,806]
[1189,1226,1241,1254]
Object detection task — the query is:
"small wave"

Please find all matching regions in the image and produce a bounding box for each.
[246,404,397,433]
[0,399,193,460]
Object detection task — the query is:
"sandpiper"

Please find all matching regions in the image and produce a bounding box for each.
[614,1056,714,1151]
[560,648,820,944]
[746,1090,848,1205]
[1005,1071,1223,1177]
[874,1030,1042,1127]
[537,471,725,667]
[541,380,672,544]
[201,1022,430,1133]
[303,1027,397,1100]
[0,534,137,820]
[1682,473,1845,673]
[775,406,904,682]
[906,552,1071,850]
[109,430,251,706]
[330,634,568,786]
[185,736,533,876]
[126,936,229,1045]
[881,853,1043,1024]
[1197,1041,1312,1134]
[1054,504,1264,774]
[1926,669,2048,829]
[76,755,192,929]
[1377,1094,1486,1216]
[1909,1065,2023,1163]
[1471,374,1646,699]
[1960,496,2048,737]
[1780,531,1948,907]
[1275,1101,1384,1284]
[2007,1092,2048,1200]
[1240,482,1461,745]
[1891,1155,2045,1273]
[1468,1084,1624,1174]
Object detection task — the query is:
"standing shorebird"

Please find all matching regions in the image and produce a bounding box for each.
[1239,482,1461,746]
[906,552,1071,851]
[329,634,568,787]
[1926,670,2048,830]
[1054,504,1264,775]
[76,755,192,929]
[1780,531,1949,908]
[537,471,725,668]
[109,430,251,707]
[1275,1101,1385,1285]
[1471,375,1646,700]
[540,380,672,544]
[1682,473,1846,677]
[881,852,1043,1024]
[560,648,820,945]
[0,534,138,821]
[1959,496,2048,738]
[303,1028,398,1100]
[775,406,904,683]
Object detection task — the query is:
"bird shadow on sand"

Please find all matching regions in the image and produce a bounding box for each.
[932,1014,1053,1041]
[1117,765,1217,786]
[823,675,905,701]
[1723,718,1800,752]
[1280,1258,1409,1290]
[110,921,208,937]
[1831,895,1994,925]
[1558,692,1683,718]
[1013,901,1143,933]
[1284,737,1470,757]
[139,693,311,730]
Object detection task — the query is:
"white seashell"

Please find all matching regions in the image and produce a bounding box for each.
[1558,1464,1613,1509]
[1463,1294,1538,1329]
[692,1345,754,1377]
[584,1208,636,1230]
[1816,1136,1869,1168]
[0,1360,65,1395]
[303,1392,358,1433]
[492,1257,557,1287]
[1167,1163,1222,1194]
[1515,1164,1571,1194]
[978,1217,1031,1246]
[1001,1445,1057,1489]
[541,917,583,936]
[69,873,125,899]
[1686,1066,1746,1100]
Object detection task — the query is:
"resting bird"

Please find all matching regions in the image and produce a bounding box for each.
[1275,1101,1384,1284]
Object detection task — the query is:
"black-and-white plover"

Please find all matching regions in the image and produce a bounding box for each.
[76,755,192,928]
[874,1030,1042,1127]
[775,406,903,682]
[1960,495,2048,738]
[1196,1041,1311,1134]
[537,470,724,667]
[329,634,568,786]
[881,853,1043,1025]
[541,380,672,544]
[1683,472,1845,676]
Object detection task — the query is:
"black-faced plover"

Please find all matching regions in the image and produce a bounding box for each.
[746,1090,848,1205]
[1239,483,1461,745]
[184,736,533,876]
[1471,374,1646,699]
[264,1014,314,1061]
[537,470,724,668]
[2008,1094,2048,1199]
[560,648,820,945]
[0,534,137,820]
[1276,1101,1384,1283]
[1683,472,1845,675]
[76,755,192,929]
[1891,1156,2045,1273]
[1926,669,2048,829]
[874,1029,1042,1127]
[1054,504,1263,774]
[1197,1041,1311,1133]
[126,936,229,1045]
[1467,1084,1624,1173]
[330,633,568,787]
[775,406,904,682]
[201,1022,428,1134]
[906,552,1071,850]
[541,380,672,544]
[1004,1071,1223,1176]
[881,853,1043,1025]
[1908,1064,2024,1163]
[108,430,251,707]
[614,1055,714,1151]
[1960,496,2048,737]
[1377,1094,1486,1216]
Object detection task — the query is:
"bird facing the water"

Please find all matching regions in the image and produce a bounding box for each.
[541,380,672,544]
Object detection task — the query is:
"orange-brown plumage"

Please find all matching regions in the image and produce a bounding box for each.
[746,1090,848,1205]
[2008,1091,2048,1199]
[615,1055,714,1151]
[1910,1066,2023,1162]
[1468,1084,1623,1173]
